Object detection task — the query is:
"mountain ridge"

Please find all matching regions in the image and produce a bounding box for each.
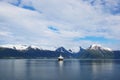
[0,44,114,52]
[0,44,120,59]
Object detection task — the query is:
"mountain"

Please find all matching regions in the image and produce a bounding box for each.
[0,45,59,58]
[55,47,72,58]
[55,45,114,59]
[80,44,114,59]
[88,44,112,51]
[0,44,120,59]
[0,44,40,50]
[55,46,86,58]
[113,50,120,59]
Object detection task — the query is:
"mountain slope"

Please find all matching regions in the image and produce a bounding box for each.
[0,44,119,59]
[80,44,114,59]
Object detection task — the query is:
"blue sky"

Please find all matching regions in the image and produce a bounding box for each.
[73,36,119,43]
[0,0,120,50]
[48,26,59,33]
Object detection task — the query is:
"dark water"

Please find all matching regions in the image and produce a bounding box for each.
[0,59,120,80]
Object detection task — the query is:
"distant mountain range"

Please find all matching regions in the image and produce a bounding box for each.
[0,44,120,59]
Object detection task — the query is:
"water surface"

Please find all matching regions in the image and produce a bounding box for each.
[0,59,120,80]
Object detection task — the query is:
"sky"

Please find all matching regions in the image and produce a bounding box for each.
[0,0,120,50]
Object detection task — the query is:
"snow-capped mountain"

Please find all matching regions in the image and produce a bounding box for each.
[0,44,112,52]
[68,47,81,53]
[88,44,112,51]
[0,44,40,50]
[0,44,120,59]
[55,46,85,56]
[56,47,69,53]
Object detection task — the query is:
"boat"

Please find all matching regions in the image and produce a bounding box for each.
[58,55,64,61]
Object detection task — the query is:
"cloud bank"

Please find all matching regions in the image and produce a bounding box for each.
[0,0,120,50]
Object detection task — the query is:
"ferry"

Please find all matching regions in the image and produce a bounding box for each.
[58,55,64,61]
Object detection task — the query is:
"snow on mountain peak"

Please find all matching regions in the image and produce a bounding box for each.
[89,44,112,51]
[101,47,112,51]
[90,44,101,48]
[0,44,40,50]
[68,47,80,53]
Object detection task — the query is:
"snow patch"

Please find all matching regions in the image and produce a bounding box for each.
[0,44,40,50]
[67,47,80,53]
[89,44,112,51]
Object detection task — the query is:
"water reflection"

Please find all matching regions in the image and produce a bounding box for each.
[90,60,114,80]
[0,59,120,80]
[58,61,63,68]
[92,60,114,74]
[58,61,64,80]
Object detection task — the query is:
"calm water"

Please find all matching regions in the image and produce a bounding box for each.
[0,59,120,80]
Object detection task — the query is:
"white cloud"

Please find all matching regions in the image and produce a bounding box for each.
[0,0,120,50]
